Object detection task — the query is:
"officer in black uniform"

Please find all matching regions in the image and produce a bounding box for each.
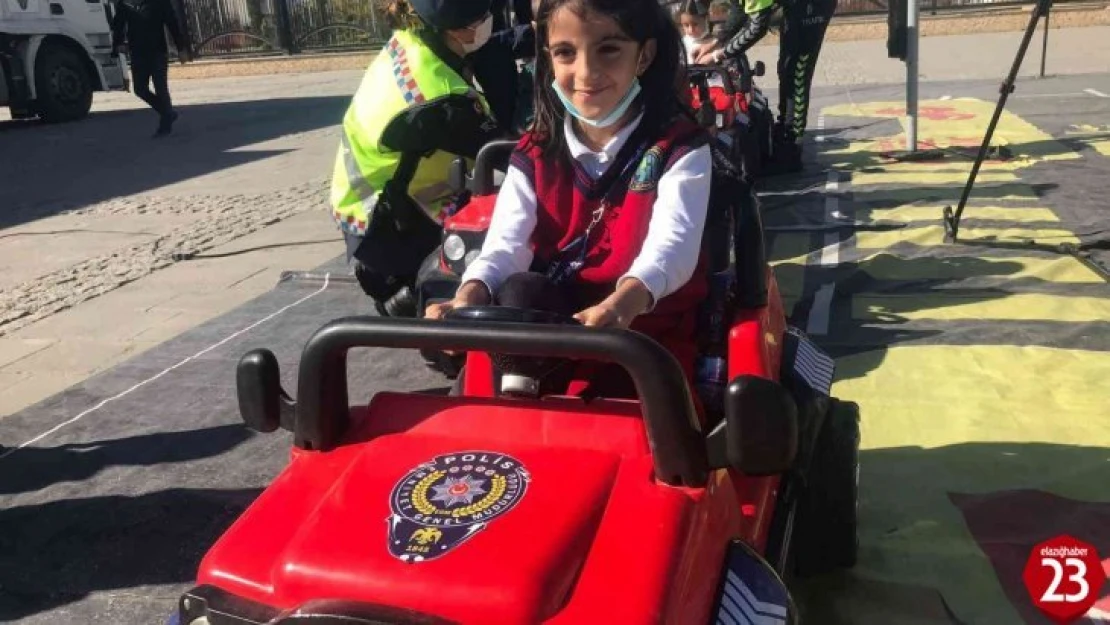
[469,0,535,134]
[694,0,837,173]
[111,0,190,137]
[773,0,837,172]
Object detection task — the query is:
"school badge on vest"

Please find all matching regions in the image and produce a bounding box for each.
[387,451,531,562]
[629,145,666,193]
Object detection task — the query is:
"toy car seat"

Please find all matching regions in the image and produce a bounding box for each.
[688,62,767,179]
[690,141,768,420]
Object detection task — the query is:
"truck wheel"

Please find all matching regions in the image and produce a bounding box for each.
[34,43,93,123]
[793,398,860,577]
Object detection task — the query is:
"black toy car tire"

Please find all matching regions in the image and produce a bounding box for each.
[794,398,861,577]
[34,43,94,123]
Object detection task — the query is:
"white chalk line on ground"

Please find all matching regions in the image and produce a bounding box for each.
[0,273,332,461]
[806,170,844,336]
[816,116,826,143]
[1084,88,1109,98]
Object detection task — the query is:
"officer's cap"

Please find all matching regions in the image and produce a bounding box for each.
[410,0,493,30]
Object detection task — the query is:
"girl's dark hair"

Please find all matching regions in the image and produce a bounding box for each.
[529,0,689,158]
[680,0,710,17]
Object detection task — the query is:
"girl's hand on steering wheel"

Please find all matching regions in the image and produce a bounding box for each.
[574,278,653,329]
[692,41,721,65]
[573,302,626,328]
[424,280,492,320]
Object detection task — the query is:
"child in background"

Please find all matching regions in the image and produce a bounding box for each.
[679,0,714,65]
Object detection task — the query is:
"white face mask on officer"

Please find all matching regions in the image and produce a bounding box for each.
[456,15,494,55]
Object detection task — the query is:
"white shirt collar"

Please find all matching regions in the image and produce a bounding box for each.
[562,111,645,166]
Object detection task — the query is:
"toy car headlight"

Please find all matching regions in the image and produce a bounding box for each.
[443,234,467,262]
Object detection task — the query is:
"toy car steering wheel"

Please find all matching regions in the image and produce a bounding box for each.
[444,306,581,389]
[444,305,581,326]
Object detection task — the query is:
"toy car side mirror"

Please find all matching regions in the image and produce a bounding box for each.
[754,60,766,77]
[706,375,798,475]
[237,349,296,434]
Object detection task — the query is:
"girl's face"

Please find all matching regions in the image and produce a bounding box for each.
[680,14,707,39]
[546,5,655,123]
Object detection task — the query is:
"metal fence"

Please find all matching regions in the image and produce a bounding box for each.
[176,0,1057,57]
[832,0,1041,16]
[177,0,390,56]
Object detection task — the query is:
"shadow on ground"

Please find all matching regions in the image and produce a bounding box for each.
[0,424,255,497]
[792,441,1110,625]
[0,95,349,229]
[0,486,263,622]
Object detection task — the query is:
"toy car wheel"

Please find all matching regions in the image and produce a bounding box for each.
[794,398,860,577]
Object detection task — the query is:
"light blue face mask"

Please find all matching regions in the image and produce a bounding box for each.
[551,78,643,128]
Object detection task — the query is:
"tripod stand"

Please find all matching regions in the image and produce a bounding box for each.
[942,0,1053,242]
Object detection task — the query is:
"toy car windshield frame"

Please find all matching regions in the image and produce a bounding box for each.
[291,315,709,487]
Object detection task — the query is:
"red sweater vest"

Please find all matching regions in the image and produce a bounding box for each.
[510,118,711,380]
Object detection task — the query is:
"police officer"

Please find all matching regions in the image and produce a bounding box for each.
[330,0,506,317]
[693,0,837,173]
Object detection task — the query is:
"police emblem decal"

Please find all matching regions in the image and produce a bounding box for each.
[629,146,665,193]
[387,451,531,562]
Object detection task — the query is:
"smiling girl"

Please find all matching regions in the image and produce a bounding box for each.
[427,0,714,393]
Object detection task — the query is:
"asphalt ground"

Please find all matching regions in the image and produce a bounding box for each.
[0,73,1108,624]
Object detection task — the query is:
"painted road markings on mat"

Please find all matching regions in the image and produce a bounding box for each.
[854,225,1081,250]
[834,343,1110,625]
[802,97,1110,625]
[852,292,1110,323]
[822,99,1082,167]
[864,205,1061,224]
[807,170,849,336]
[1065,124,1110,157]
[851,253,1105,284]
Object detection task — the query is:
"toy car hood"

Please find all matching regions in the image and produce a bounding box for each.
[192,392,738,625]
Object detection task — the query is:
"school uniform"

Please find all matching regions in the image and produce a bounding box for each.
[461,112,713,395]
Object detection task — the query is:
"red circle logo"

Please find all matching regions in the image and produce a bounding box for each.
[1022,535,1106,624]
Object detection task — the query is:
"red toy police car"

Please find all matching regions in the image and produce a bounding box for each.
[173,138,859,625]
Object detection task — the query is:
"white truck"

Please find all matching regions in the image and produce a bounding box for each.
[1,0,129,122]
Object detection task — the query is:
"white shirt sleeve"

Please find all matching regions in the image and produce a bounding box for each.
[620,143,713,310]
[458,164,538,297]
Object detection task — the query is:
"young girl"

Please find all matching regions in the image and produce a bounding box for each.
[678,0,714,66]
[426,0,714,396]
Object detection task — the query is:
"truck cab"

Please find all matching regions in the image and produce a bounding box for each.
[1,0,129,122]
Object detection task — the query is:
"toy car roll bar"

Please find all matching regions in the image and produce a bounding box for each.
[289,316,709,486]
[447,138,518,196]
[472,139,518,195]
[687,64,736,96]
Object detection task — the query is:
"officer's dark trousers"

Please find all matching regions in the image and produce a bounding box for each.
[131,52,172,117]
[777,0,837,141]
[469,41,518,131]
[472,0,535,132]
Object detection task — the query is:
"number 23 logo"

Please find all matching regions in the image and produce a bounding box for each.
[1040,557,1089,603]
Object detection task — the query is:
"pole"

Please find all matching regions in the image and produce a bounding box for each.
[943,0,1051,242]
[906,0,919,152]
[1039,0,1050,78]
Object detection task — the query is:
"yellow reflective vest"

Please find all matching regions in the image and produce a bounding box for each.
[745,0,775,13]
[329,29,490,237]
